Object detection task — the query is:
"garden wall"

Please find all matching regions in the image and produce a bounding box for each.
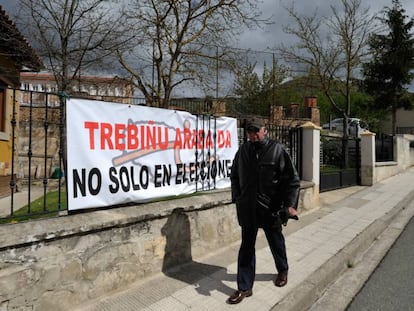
[0,184,315,311]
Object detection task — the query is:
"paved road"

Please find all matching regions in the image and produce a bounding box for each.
[346,216,414,311]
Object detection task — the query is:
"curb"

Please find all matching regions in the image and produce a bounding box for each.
[309,196,414,311]
[270,188,414,311]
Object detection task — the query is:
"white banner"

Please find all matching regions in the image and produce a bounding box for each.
[66,98,238,211]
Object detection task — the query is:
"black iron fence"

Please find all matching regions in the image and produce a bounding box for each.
[3,90,293,222]
[267,124,303,179]
[375,133,394,162]
[397,127,414,134]
[1,89,67,222]
[1,89,305,223]
[236,119,303,178]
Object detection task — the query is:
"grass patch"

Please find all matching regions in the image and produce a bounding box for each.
[0,190,67,224]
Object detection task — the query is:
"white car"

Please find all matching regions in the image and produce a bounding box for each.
[322,118,369,137]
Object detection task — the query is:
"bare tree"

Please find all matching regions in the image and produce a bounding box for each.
[116,0,266,107]
[18,0,126,93]
[16,0,129,179]
[278,0,376,138]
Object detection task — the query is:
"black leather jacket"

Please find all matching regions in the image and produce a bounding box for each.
[231,138,300,227]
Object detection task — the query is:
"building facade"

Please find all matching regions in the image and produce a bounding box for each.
[20,72,135,106]
[0,5,42,197]
[380,107,414,135]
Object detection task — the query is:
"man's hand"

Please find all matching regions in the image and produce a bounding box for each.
[277,207,299,226]
[288,207,297,217]
[287,207,299,221]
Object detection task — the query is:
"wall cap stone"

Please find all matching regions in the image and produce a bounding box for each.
[0,190,232,250]
[375,161,398,167]
[300,180,314,189]
[0,183,314,250]
[300,121,321,130]
[361,130,375,136]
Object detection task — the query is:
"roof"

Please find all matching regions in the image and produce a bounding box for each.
[20,72,133,86]
[0,6,43,78]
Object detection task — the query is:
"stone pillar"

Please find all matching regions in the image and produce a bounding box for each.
[304,96,317,108]
[300,122,320,209]
[304,96,317,119]
[289,103,299,118]
[301,122,320,184]
[361,131,376,186]
[269,105,283,125]
[309,107,320,125]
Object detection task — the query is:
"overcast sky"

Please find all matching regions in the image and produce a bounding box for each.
[235,0,414,51]
[2,0,414,95]
[2,0,414,53]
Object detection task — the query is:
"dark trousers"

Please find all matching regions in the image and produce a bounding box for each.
[237,225,288,291]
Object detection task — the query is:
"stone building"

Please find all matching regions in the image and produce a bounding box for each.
[0,5,42,197]
[379,107,414,135]
[20,72,135,105]
[17,72,136,181]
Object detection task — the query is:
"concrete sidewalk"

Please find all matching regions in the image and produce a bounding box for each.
[74,168,414,311]
[0,186,44,217]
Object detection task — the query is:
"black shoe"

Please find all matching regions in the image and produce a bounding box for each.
[274,271,288,287]
[227,289,253,304]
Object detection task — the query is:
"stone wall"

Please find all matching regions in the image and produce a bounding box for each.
[374,134,414,183]
[0,184,314,311]
[269,99,320,127]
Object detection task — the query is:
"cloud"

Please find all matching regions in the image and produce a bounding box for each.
[2,0,414,95]
[3,0,414,53]
[0,1,17,14]
[236,0,414,52]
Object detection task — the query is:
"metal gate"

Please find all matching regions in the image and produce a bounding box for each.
[320,134,360,192]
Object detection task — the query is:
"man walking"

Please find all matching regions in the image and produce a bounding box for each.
[228,117,300,304]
